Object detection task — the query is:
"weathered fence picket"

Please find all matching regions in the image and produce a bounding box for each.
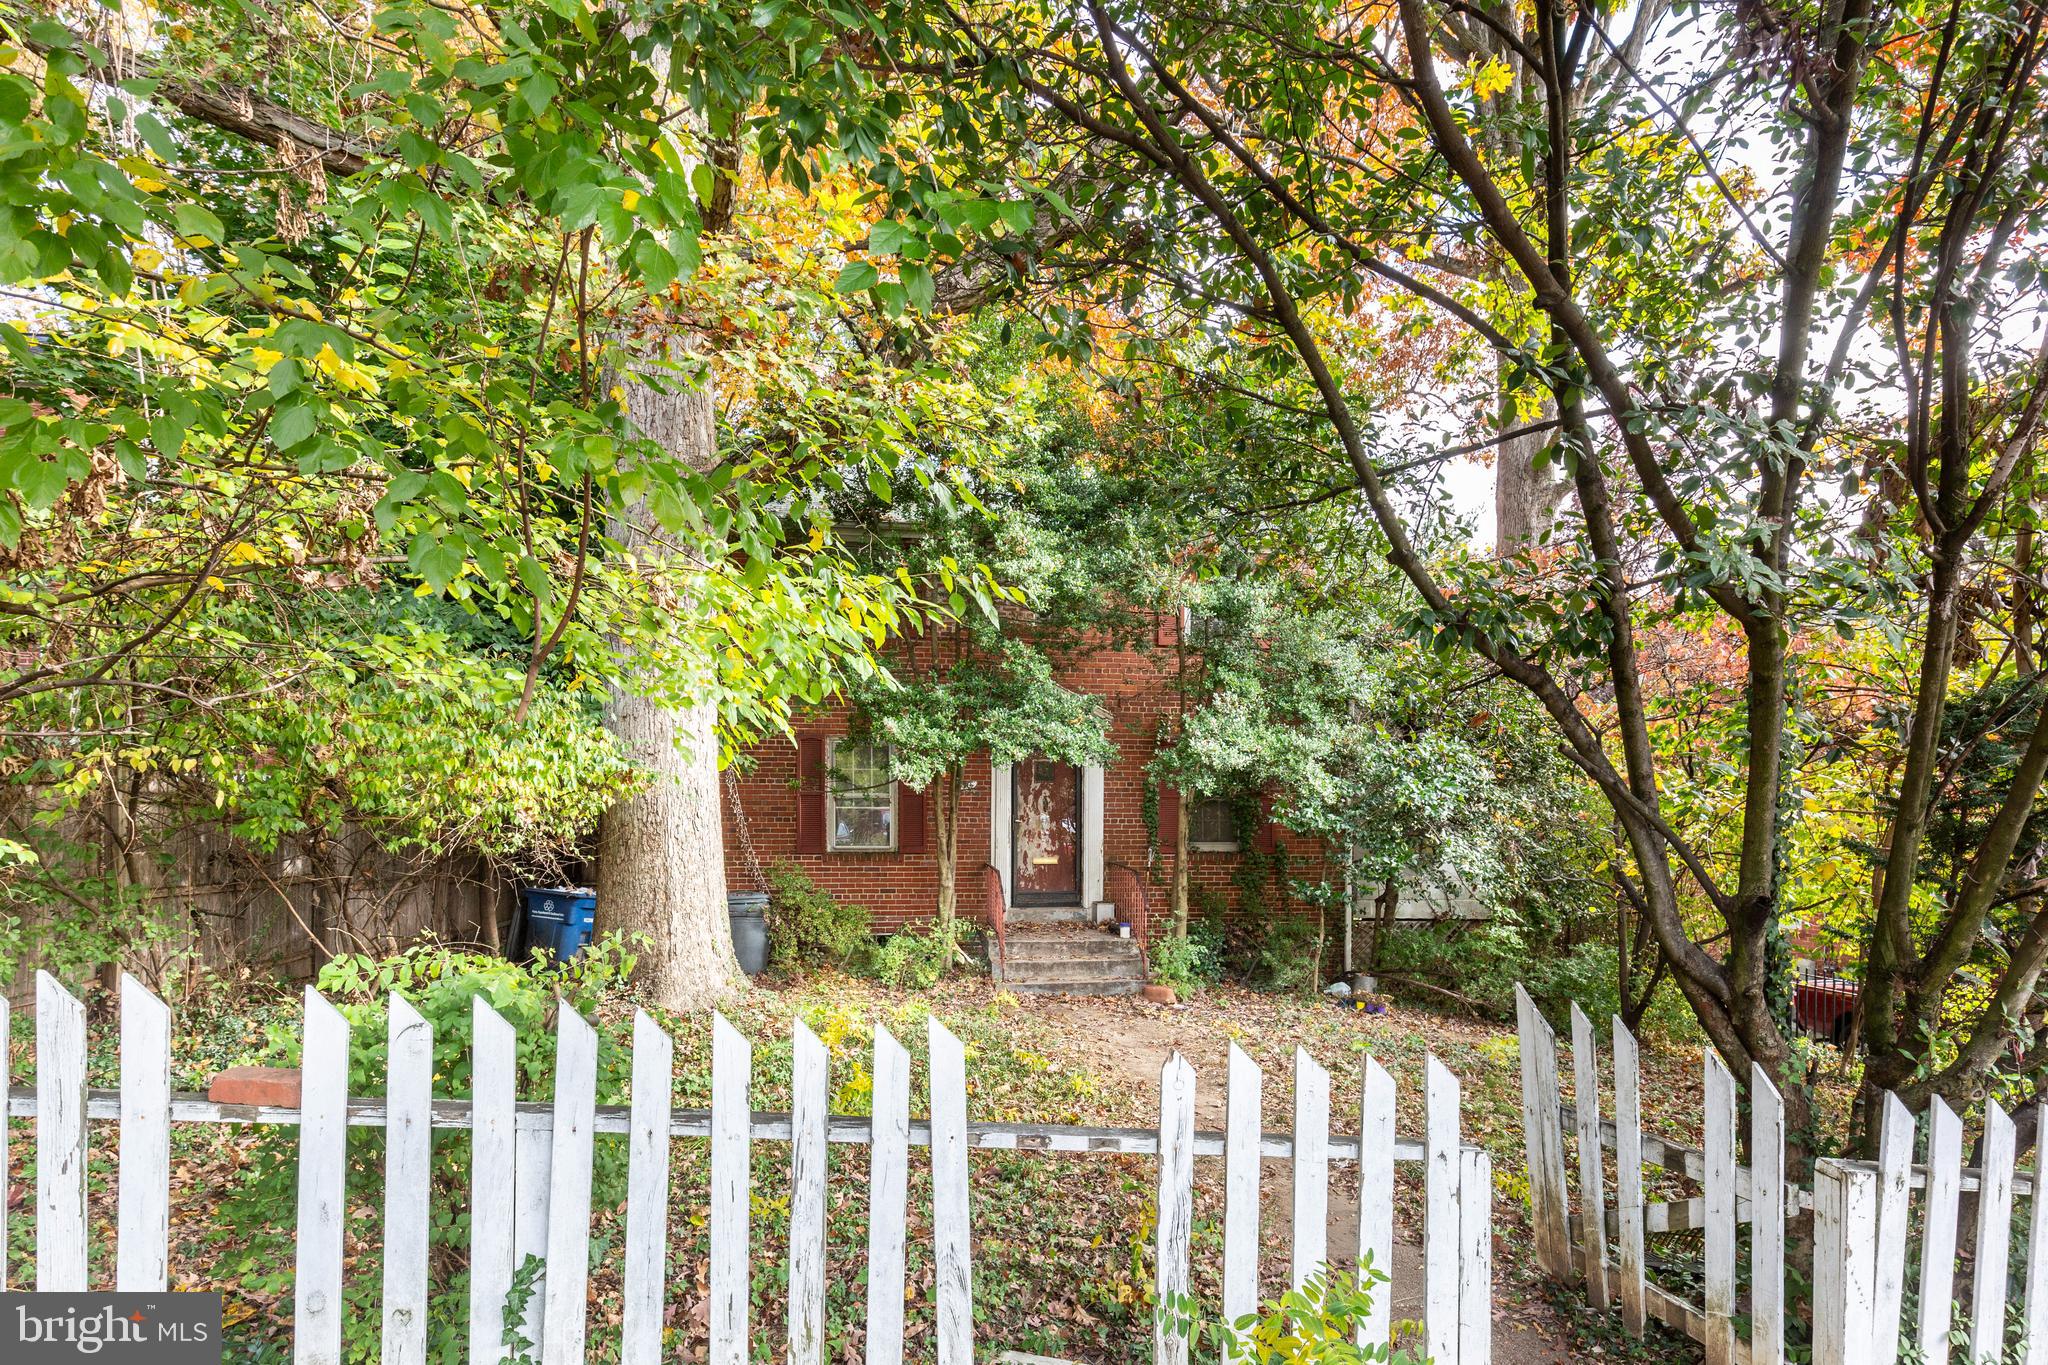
[1813,1159,1878,1365]
[1153,1053,1196,1365]
[6,974,1501,1365]
[1424,1055,1462,1365]
[1356,1056,1395,1352]
[1870,1091,1912,1365]
[1971,1101,2017,1365]
[1458,1147,1493,1365]
[540,1004,598,1365]
[787,1018,828,1365]
[511,1092,552,1350]
[1610,1013,1646,1336]
[864,1023,910,1365]
[1290,1045,1331,1289]
[295,988,349,1365]
[1519,982,2048,1365]
[116,972,171,1293]
[381,995,433,1365]
[2027,1103,2048,1365]
[36,970,87,1292]
[1917,1096,1964,1364]
[1513,984,1572,1281]
[928,1017,973,1365]
[709,1012,752,1365]
[623,1010,675,1365]
[1748,1063,1784,1365]
[1702,1050,1735,1365]
[1568,1004,1609,1311]
[469,998,518,1365]
[1221,1040,1262,1337]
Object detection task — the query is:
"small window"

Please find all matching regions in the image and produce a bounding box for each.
[1190,797,1239,851]
[828,740,896,851]
[1186,610,1226,646]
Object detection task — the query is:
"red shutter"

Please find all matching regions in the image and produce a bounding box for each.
[1158,786,1180,857]
[795,736,826,854]
[1255,793,1279,854]
[897,781,928,855]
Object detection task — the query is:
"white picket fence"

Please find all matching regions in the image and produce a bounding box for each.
[1516,982,2048,1365]
[5,971,1499,1364]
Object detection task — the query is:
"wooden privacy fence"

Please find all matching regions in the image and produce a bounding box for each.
[6,971,1500,1365]
[1515,983,2048,1365]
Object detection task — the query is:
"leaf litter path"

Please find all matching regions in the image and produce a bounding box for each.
[1019,989,1626,1365]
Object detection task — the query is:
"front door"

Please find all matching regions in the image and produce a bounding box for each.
[1013,759,1082,904]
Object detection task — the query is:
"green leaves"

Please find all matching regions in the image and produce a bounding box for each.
[0,1,955,927]
[901,261,935,311]
[170,202,225,245]
[866,218,915,256]
[408,533,465,593]
[269,398,319,452]
[835,260,880,294]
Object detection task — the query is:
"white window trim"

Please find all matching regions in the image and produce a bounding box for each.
[826,737,897,853]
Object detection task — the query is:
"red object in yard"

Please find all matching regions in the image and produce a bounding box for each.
[1794,976,1859,1047]
[1141,984,1178,1005]
[209,1065,303,1108]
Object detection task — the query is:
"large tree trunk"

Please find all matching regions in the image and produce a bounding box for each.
[1493,363,1567,553]
[596,691,735,1008]
[594,352,740,1011]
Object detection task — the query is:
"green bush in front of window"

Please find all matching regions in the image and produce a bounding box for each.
[765,862,873,974]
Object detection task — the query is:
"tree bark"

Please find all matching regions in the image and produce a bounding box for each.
[934,770,959,939]
[1368,878,1398,973]
[1493,369,1567,552]
[28,24,373,176]
[594,351,740,1012]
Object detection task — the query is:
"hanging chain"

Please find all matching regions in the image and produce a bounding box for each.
[724,768,771,893]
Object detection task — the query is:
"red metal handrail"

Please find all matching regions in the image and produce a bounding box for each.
[983,863,1007,981]
[1105,861,1150,972]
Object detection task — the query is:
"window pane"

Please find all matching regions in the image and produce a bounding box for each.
[1192,798,1236,846]
[830,740,895,849]
[834,804,893,850]
[833,741,891,796]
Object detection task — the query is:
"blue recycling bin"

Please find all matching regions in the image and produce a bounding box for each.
[521,887,597,962]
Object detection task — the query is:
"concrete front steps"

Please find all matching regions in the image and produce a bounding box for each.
[999,912,1144,996]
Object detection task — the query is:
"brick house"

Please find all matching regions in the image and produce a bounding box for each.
[717,614,1333,988]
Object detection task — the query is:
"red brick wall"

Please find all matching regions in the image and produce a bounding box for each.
[719,629,1334,935]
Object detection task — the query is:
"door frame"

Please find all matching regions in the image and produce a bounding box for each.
[1011,759,1083,905]
[991,761,1105,909]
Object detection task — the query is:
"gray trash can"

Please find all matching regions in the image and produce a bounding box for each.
[727,891,769,976]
